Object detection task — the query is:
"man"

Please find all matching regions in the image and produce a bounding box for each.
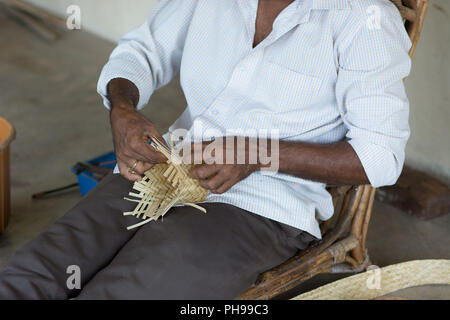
[0,0,411,299]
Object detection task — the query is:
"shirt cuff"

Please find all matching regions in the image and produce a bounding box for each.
[347,138,401,188]
[97,57,154,110]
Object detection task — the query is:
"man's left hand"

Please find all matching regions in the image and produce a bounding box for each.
[186,138,260,194]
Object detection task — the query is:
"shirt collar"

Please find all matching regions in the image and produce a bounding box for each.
[311,0,351,10]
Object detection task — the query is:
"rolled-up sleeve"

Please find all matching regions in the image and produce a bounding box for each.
[336,2,412,187]
[97,0,198,110]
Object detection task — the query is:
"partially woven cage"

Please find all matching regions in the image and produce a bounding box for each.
[124,138,208,230]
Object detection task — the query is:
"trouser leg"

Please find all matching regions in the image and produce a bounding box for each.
[0,173,138,299]
[77,203,313,299]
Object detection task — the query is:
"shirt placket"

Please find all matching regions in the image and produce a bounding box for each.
[199,0,259,125]
[201,0,311,128]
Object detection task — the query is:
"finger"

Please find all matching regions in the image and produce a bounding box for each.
[133,161,154,175]
[190,164,221,180]
[117,158,143,182]
[144,128,170,153]
[145,131,168,148]
[142,135,169,163]
[213,179,236,194]
[121,157,154,176]
[199,171,228,192]
[127,137,167,164]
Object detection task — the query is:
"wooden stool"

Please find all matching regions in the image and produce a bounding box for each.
[0,118,15,232]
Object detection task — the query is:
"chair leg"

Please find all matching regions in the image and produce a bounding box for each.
[237,236,361,300]
[236,253,335,300]
[350,186,375,264]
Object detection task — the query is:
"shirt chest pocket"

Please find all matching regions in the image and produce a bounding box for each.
[253,61,323,113]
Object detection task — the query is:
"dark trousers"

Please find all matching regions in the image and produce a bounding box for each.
[0,174,313,299]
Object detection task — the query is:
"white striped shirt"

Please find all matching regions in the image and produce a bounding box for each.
[98,0,412,239]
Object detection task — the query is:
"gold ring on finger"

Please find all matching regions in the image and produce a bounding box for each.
[128,160,138,174]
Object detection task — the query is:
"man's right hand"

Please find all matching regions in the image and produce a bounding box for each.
[108,78,167,181]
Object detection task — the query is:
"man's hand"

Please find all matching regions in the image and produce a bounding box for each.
[186,138,260,194]
[108,78,166,181]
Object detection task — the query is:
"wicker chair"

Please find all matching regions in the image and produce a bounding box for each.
[237,0,429,300]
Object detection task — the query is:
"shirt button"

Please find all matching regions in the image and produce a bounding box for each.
[211,110,219,116]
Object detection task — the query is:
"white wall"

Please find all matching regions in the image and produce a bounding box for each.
[404,0,450,181]
[25,0,158,42]
[24,0,450,180]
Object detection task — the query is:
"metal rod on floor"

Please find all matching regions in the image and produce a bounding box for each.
[31,183,79,199]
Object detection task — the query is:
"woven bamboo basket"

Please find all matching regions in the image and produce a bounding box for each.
[124,137,208,230]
